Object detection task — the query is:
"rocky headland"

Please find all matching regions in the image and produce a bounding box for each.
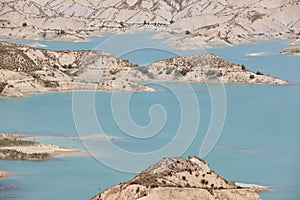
[0,41,289,97]
[91,156,269,200]
[142,54,289,84]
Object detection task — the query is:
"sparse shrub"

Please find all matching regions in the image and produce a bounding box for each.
[109,69,119,75]
[256,71,263,75]
[144,20,147,25]
[56,29,65,35]
[250,74,255,79]
[0,82,8,93]
[120,21,124,27]
[166,68,173,75]
[185,30,191,35]
[32,73,40,79]
[53,64,59,69]
[43,80,59,88]
[62,64,72,69]
[179,68,190,76]
[241,64,246,70]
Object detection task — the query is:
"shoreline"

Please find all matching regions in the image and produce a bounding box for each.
[1,31,298,55]
[0,133,84,160]
[235,183,271,192]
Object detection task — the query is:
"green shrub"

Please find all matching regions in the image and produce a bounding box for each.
[56,29,65,35]
[22,22,27,27]
[43,80,59,88]
[32,73,40,79]
[112,77,116,80]
[53,64,59,69]
[256,71,263,75]
[0,82,8,93]
[241,64,246,70]
[170,20,175,24]
[62,64,72,69]
[185,30,191,35]
[109,69,119,75]
[0,138,36,147]
[180,68,190,76]
[250,74,255,79]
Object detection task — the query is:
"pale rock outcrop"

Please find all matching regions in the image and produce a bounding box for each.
[0,0,299,49]
[91,156,265,200]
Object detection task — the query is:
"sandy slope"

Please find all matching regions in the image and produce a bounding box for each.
[0,0,299,49]
[91,156,269,200]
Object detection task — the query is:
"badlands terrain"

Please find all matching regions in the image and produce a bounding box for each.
[91,156,269,200]
[0,0,299,49]
[0,40,288,97]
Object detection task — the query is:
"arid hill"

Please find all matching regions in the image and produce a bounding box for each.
[0,40,153,97]
[0,41,289,97]
[0,0,299,49]
[91,156,268,200]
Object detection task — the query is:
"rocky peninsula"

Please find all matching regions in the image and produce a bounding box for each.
[0,41,288,97]
[91,156,269,200]
[0,133,79,160]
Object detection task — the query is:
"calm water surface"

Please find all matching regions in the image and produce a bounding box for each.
[1,33,299,200]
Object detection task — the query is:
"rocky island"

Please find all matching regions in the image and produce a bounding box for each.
[91,156,269,200]
[0,41,288,97]
[0,170,11,178]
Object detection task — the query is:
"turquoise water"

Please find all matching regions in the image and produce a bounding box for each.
[1,34,300,199]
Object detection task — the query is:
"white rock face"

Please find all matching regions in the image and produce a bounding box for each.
[0,41,154,97]
[0,0,299,48]
[91,156,263,200]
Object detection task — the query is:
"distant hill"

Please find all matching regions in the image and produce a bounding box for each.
[0,0,299,48]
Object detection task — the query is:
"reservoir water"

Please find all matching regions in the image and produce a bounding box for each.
[0,33,299,200]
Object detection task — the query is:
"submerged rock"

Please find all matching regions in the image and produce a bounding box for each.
[91,156,264,200]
